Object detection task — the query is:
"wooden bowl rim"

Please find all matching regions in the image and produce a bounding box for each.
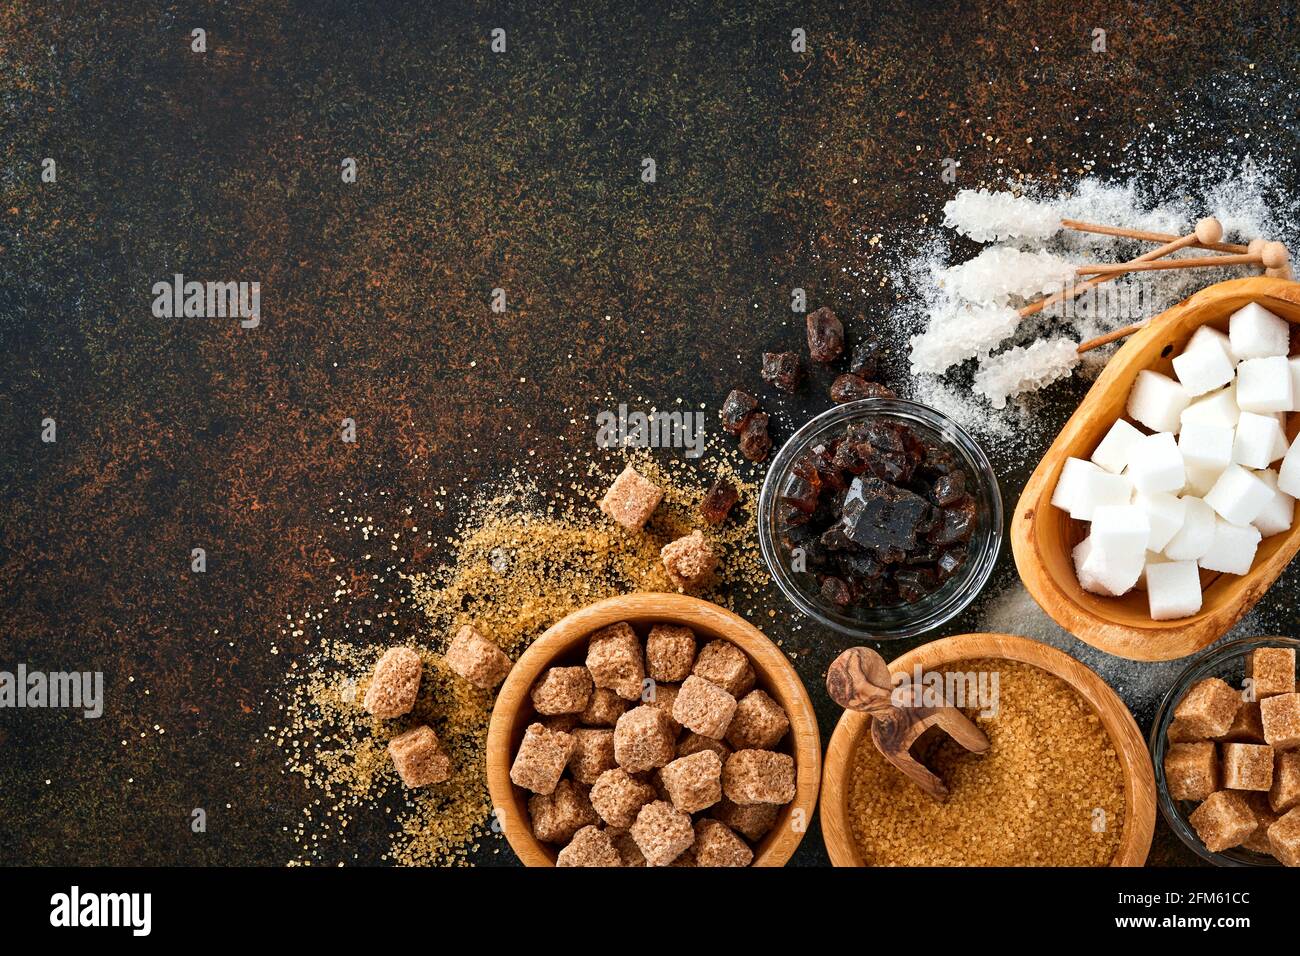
[485,592,823,867]
[820,632,1156,868]
[1012,277,1300,661]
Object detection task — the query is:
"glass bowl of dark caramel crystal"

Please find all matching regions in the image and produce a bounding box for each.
[758,399,1003,639]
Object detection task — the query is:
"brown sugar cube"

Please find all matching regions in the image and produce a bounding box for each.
[659,750,723,814]
[646,682,682,733]
[678,732,731,762]
[555,825,622,867]
[586,622,646,701]
[580,687,628,727]
[1271,750,1300,813]
[510,722,575,795]
[726,689,791,750]
[660,530,719,591]
[669,846,698,867]
[444,625,512,690]
[723,750,797,805]
[693,819,753,868]
[1189,790,1257,853]
[589,768,656,828]
[1167,719,1205,743]
[543,714,580,734]
[530,666,593,715]
[1242,794,1280,856]
[1248,647,1297,699]
[387,725,452,788]
[693,640,755,697]
[1267,806,1300,866]
[1220,701,1266,743]
[712,796,779,842]
[607,827,647,867]
[1163,742,1218,802]
[645,624,696,682]
[1221,743,1275,791]
[568,728,617,785]
[528,779,598,844]
[362,647,422,718]
[599,464,663,531]
[1261,693,1300,749]
[672,675,738,739]
[630,800,695,867]
[1172,677,1241,739]
[612,705,676,772]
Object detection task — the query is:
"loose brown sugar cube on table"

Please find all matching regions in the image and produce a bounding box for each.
[613,705,677,772]
[1247,648,1297,700]
[510,722,576,795]
[678,731,731,762]
[1242,795,1280,856]
[585,622,645,701]
[568,728,617,785]
[646,683,682,733]
[711,796,779,842]
[589,768,657,828]
[726,689,791,750]
[598,464,663,531]
[672,675,737,739]
[692,819,753,868]
[444,624,512,690]
[528,779,598,844]
[1221,743,1275,791]
[660,530,719,591]
[1163,742,1218,802]
[387,725,452,788]
[1189,790,1258,853]
[722,750,796,805]
[1267,806,1300,866]
[580,687,628,727]
[555,825,622,867]
[362,646,422,718]
[1261,693,1300,750]
[1219,701,1265,743]
[630,800,695,867]
[692,640,755,697]
[530,666,593,715]
[659,750,723,814]
[1271,751,1300,814]
[645,624,696,682]
[1172,677,1241,739]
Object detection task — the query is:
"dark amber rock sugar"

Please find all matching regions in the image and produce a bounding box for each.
[830,374,895,404]
[698,479,739,525]
[805,306,845,363]
[737,412,772,462]
[719,389,758,435]
[761,351,802,393]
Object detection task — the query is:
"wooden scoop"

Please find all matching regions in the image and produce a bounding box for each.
[826,646,989,801]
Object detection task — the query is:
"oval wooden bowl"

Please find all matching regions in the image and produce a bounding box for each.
[1014,276,1300,661]
[485,592,822,867]
[820,632,1155,867]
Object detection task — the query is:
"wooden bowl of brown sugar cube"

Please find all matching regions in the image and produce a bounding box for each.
[485,592,821,867]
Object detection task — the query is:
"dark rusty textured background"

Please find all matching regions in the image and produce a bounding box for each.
[2,0,1299,866]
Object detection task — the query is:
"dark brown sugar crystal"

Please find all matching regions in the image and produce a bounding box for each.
[847,335,884,380]
[830,374,896,404]
[698,479,739,525]
[805,307,845,363]
[738,412,771,462]
[761,352,802,393]
[720,389,758,435]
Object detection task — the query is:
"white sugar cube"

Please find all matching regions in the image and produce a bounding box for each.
[1290,356,1300,398]
[1172,326,1236,396]
[1199,517,1262,575]
[1127,432,1185,493]
[1184,465,1223,498]
[1090,418,1144,475]
[1272,414,1291,461]
[1069,468,1133,521]
[1229,302,1290,360]
[1135,491,1186,552]
[1179,422,1234,474]
[1181,384,1240,430]
[1280,435,1300,498]
[1164,496,1217,561]
[1253,468,1296,538]
[1204,464,1275,525]
[1127,370,1190,434]
[1091,504,1151,556]
[1146,560,1203,620]
[1233,412,1288,469]
[1237,356,1295,413]
[1051,457,1102,514]
[1135,551,1169,591]
[1072,535,1143,597]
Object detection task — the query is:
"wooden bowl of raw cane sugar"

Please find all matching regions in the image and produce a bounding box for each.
[1014,276,1300,662]
[485,592,822,866]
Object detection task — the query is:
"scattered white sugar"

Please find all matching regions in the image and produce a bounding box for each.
[941,247,1076,304]
[972,338,1080,409]
[942,188,1059,242]
[908,300,1020,375]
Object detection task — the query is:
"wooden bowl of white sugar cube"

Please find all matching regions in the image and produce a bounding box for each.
[1014,276,1300,662]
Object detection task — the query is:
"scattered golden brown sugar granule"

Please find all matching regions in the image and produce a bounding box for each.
[848,660,1126,867]
[271,449,770,866]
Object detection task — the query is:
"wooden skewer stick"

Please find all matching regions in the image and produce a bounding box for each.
[1077,252,1263,275]
[1077,322,1146,354]
[1060,218,1249,254]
